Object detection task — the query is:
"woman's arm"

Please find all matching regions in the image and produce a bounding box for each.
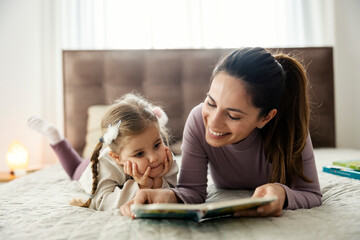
[235,134,322,217]
[171,104,209,203]
[277,134,322,209]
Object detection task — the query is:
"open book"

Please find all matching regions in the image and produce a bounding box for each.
[131,196,277,222]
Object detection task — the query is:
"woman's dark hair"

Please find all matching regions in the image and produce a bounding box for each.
[212,47,311,186]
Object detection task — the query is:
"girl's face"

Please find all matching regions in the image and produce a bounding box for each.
[202,72,273,147]
[117,124,167,178]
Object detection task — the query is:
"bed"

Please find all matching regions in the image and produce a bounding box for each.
[1,149,360,239]
[1,48,360,240]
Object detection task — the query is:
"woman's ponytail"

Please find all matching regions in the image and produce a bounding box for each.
[264,54,312,186]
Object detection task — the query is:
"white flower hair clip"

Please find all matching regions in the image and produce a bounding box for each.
[151,107,168,127]
[101,120,122,144]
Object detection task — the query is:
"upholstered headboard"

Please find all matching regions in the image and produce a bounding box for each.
[63,47,335,156]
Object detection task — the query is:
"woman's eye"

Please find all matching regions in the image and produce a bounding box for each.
[207,101,216,108]
[228,113,241,121]
[134,151,144,157]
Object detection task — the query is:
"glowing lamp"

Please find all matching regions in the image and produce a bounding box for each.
[6,140,29,176]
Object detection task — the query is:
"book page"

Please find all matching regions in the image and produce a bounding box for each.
[204,196,277,211]
[131,208,204,221]
[132,203,207,211]
[203,196,277,219]
[131,196,277,221]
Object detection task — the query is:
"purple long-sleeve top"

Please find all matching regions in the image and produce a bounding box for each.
[172,104,322,209]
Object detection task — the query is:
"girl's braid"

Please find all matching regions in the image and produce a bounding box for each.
[71,141,102,208]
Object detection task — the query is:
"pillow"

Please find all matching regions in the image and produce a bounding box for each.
[170,141,182,156]
[82,104,183,158]
[82,105,109,159]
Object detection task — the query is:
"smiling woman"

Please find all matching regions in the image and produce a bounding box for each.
[122,47,322,218]
[202,73,277,147]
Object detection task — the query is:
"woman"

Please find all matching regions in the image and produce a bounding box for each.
[121,47,322,217]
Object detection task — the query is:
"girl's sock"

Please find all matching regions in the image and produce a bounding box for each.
[27,116,64,145]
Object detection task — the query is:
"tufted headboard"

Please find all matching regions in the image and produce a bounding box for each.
[63,47,335,156]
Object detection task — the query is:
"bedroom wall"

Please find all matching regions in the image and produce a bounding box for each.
[333,0,360,149]
[0,0,62,172]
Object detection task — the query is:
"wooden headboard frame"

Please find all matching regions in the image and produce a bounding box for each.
[63,47,335,156]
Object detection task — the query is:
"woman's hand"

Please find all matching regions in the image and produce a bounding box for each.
[124,161,153,189]
[157,147,173,178]
[120,189,179,217]
[234,183,286,217]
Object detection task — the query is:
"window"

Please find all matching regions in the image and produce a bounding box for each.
[61,0,334,49]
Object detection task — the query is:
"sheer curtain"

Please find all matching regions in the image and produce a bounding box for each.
[61,0,334,49]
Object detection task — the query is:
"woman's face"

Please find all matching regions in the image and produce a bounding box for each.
[202,72,268,147]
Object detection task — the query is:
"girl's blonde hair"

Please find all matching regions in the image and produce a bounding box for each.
[72,93,170,208]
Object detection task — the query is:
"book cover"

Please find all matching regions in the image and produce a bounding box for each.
[323,166,360,180]
[332,159,360,171]
[131,196,278,222]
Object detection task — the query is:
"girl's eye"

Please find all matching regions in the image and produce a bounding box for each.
[207,101,216,108]
[227,113,241,121]
[154,142,161,149]
[134,151,144,157]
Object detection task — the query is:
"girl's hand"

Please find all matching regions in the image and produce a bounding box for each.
[234,183,286,217]
[124,161,153,189]
[157,148,173,178]
[120,189,179,217]
[152,177,163,189]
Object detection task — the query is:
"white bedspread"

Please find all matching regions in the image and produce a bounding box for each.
[1,148,360,240]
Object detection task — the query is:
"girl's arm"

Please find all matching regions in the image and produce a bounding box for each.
[78,156,141,211]
[93,159,178,211]
[93,180,141,210]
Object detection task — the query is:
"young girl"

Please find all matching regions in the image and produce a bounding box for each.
[28,93,178,211]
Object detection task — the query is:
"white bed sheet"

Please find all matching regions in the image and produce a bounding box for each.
[1,148,360,240]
